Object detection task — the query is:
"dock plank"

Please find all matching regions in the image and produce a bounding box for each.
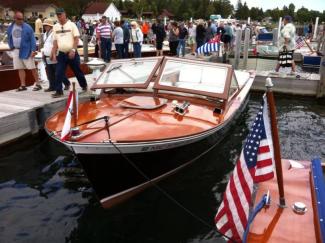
[0,75,96,145]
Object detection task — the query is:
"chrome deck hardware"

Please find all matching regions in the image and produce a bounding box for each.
[173,101,190,116]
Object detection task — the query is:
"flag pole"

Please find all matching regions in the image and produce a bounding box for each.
[265,77,286,207]
[71,82,81,140]
[72,82,77,128]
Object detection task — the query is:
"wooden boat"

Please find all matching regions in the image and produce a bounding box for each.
[45,56,255,208]
[247,158,325,242]
[0,48,91,92]
[214,78,325,242]
[0,62,90,92]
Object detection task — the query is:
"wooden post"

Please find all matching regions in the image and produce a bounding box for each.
[243,28,250,69]
[72,82,78,128]
[83,34,89,63]
[313,17,319,41]
[277,17,282,43]
[234,29,242,69]
[272,28,278,46]
[317,39,325,98]
[265,78,286,207]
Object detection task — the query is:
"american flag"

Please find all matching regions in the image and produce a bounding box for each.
[196,35,221,54]
[61,89,78,141]
[295,36,304,49]
[215,96,274,242]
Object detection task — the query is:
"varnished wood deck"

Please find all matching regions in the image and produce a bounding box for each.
[248,159,317,242]
[46,94,221,143]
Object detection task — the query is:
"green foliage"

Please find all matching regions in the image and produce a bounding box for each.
[2,0,324,24]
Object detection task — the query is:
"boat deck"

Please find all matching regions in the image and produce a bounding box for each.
[46,94,221,143]
[248,159,317,242]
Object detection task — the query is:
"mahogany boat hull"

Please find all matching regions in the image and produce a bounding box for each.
[72,95,249,208]
[44,56,255,208]
[0,64,90,92]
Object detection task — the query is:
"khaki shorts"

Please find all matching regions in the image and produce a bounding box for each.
[188,36,196,45]
[13,49,36,70]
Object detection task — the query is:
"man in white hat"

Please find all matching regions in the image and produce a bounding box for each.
[42,18,70,92]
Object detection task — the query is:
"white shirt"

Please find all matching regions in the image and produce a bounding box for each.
[113,27,123,44]
[130,28,143,43]
[12,24,22,48]
[53,20,80,53]
[188,25,196,38]
[43,30,54,56]
[279,23,296,51]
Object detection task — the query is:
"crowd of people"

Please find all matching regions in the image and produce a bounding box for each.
[2,10,278,98]
[4,7,325,97]
[6,9,88,97]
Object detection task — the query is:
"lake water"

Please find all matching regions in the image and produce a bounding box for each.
[0,94,324,243]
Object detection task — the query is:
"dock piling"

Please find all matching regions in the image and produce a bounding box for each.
[83,34,89,63]
[272,28,278,46]
[317,38,325,98]
[313,17,319,41]
[243,28,250,69]
[277,17,282,44]
[234,29,242,69]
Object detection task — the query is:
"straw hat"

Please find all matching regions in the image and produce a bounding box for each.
[43,19,54,27]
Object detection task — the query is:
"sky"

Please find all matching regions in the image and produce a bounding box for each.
[230,0,325,11]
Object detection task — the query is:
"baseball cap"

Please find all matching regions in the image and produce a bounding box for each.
[56,8,65,14]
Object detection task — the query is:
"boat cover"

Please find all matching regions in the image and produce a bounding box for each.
[257,33,273,41]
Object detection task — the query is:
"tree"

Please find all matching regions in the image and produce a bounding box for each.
[132,0,145,19]
[250,7,260,21]
[296,7,311,23]
[288,3,295,18]
[213,0,234,18]
[267,7,282,21]
[234,0,243,19]
[282,5,289,17]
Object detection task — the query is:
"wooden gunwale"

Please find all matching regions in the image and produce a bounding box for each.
[310,170,323,243]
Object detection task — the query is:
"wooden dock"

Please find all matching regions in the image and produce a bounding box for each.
[0,75,95,145]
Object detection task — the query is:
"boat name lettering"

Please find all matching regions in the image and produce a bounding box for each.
[141,141,188,152]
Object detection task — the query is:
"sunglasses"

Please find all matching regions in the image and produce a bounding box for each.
[61,26,64,33]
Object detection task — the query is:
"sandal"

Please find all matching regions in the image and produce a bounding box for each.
[16,86,27,92]
[32,84,42,91]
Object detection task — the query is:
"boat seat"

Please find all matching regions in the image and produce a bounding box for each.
[119,96,168,110]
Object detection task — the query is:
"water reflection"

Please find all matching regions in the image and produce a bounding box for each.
[0,95,324,242]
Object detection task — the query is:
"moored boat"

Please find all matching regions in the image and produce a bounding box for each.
[247,158,325,242]
[214,78,325,243]
[45,56,255,208]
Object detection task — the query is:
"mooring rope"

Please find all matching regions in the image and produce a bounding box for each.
[103,119,237,243]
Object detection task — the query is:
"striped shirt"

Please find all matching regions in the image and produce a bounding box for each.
[96,23,112,39]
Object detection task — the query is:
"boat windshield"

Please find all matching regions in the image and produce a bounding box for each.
[92,57,162,89]
[154,58,235,99]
